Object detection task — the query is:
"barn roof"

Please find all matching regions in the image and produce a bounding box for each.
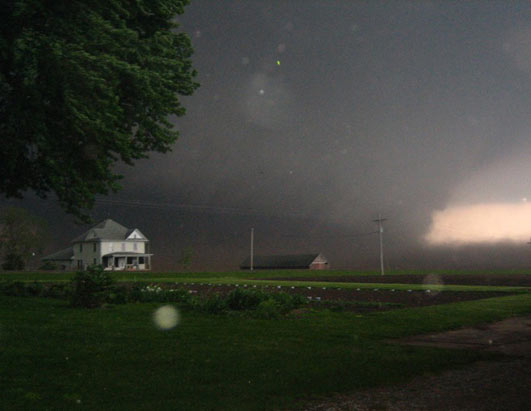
[240,253,324,269]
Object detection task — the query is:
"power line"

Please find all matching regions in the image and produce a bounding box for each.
[93,197,309,218]
[281,231,379,239]
[94,198,257,214]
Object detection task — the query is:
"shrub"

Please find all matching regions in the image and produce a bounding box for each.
[25,281,44,296]
[136,284,165,303]
[196,294,228,314]
[166,287,194,304]
[254,299,282,319]
[129,285,144,302]
[70,265,114,308]
[0,281,27,296]
[39,261,58,271]
[0,274,307,319]
[226,288,265,310]
[0,280,65,298]
[44,283,69,299]
[271,292,307,314]
[133,284,193,304]
[223,288,307,316]
[105,286,130,304]
[1,253,25,270]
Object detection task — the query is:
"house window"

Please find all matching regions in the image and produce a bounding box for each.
[80,243,83,252]
[139,257,145,264]
[121,243,125,251]
[93,243,97,252]
[110,243,114,252]
[93,258,97,265]
[133,242,138,251]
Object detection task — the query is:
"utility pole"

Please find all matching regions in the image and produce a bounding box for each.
[250,227,254,271]
[373,214,387,276]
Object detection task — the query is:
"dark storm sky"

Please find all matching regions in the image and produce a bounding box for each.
[5,1,531,270]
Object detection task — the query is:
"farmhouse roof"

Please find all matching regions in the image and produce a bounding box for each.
[240,253,324,269]
[71,219,144,243]
[42,247,74,261]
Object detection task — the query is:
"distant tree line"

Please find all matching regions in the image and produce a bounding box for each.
[0,207,48,270]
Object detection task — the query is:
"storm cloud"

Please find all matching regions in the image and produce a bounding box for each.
[4,1,531,270]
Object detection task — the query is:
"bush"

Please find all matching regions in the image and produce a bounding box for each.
[44,283,69,299]
[223,288,307,316]
[196,294,228,314]
[226,288,265,310]
[39,261,58,271]
[105,286,130,304]
[0,275,308,319]
[271,292,307,314]
[25,281,44,296]
[254,299,282,319]
[132,284,193,304]
[0,280,65,298]
[70,265,114,308]
[2,253,25,270]
[0,281,28,296]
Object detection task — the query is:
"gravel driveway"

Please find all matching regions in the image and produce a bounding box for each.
[302,316,531,411]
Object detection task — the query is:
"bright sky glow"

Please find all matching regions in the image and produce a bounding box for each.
[425,203,531,245]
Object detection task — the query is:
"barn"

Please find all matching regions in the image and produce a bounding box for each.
[240,253,329,270]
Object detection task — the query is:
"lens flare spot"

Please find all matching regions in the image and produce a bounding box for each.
[153,305,180,330]
[422,273,444,296]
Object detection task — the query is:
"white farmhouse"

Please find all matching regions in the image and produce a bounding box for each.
[43,219,152,271]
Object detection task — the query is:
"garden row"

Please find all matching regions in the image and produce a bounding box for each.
[0,266,309,319]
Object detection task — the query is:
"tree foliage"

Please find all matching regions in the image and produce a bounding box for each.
[0,207,48,270]
[0,1,199,221]
[70,265,114,308]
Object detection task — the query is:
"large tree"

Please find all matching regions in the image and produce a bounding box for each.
[0,1,198,221]
[0,207,48,270]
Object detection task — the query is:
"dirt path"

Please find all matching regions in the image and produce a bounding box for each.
[302,316,531,411]
[275,274,531,287]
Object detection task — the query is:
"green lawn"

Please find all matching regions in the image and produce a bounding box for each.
[3,268,531,283]
[1,292,530,410]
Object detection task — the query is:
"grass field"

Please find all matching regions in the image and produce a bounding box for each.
[2,268,531,282]
[1,269,530,292]
[1,270,530,410]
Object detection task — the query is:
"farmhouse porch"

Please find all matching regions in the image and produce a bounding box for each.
[102,252,152,271]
